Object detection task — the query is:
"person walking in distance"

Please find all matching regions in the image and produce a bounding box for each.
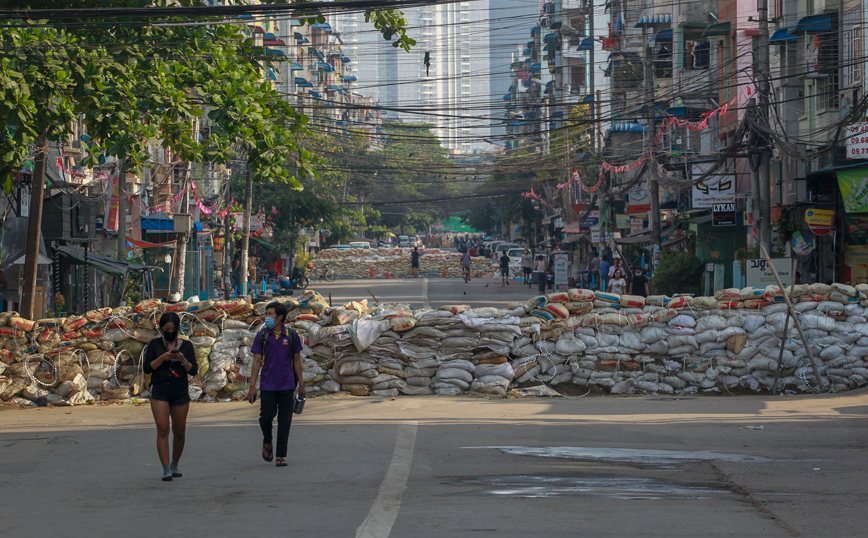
[599,255,610,291]
[534,255,547,294]
[499,250,511,286]
[590,251,601,290]
[247,302,305,467]
[143,312,198,481]
[460,249,472,282]
[411,247,421,278]
[607,269,628,295]
[521,248,533,287]
[631,267,650,297]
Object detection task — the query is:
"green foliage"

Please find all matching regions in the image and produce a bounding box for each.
[651,250,704,296]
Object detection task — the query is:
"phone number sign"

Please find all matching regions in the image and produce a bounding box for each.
[846,124,868,159]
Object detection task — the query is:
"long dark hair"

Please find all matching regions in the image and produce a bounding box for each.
[158,312,181,330]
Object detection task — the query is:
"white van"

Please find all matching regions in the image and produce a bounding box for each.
[349,241,371,249]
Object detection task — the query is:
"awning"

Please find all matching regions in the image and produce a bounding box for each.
[11,254,52,265]
[127,237,175,249]
[266,68,278,81]
[550,110,564,118]
[56,245,150,275]
[309,90,322,98]
[308,47,324,58]
[341,56,351,62]
[577,37,594,51]
[263,32,276,41]
[562,233,588,243]
[770,28,797,43]
[530,62,541,71]
[264,38,287,47]
[582,94,595,103]
[290,19,301,27]
[791,12,834,33]
[295,77,313,87]
[343,75,357,81]
[141,211,204,232]
[702,22,730,37]
[634,13,672,27]
[252,237,277,251]
[327,84,340,91]
[317,61,334,72]
[290,62,304,70]
[264,48,284,56]
[531,26,540,34]
[544,33,558,43]
[614,224,678,244]
[655,28,673,40]
[503,93,512,100]
[550,21,562,30]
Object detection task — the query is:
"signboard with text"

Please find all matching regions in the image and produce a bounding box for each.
[553,252,569,291]
[745,257,792,287]
[712,200,736,226]
[692,163,735,208]
[845,124,868,159]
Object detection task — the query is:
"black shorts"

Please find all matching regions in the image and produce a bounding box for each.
[149,382,191,406]
[411,262,419,268]
[501,268,509,276]
[523,267,532,275]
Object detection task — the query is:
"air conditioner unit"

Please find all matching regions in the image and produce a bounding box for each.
[173,213,193,233]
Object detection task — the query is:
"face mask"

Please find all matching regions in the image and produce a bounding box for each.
[264,317,276,329]
[162,329,178,342]
[635,272,641,277]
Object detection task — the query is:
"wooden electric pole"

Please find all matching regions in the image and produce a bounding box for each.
[20,133,49,319]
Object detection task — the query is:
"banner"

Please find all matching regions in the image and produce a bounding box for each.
[106,172,119,232]
[837,168,868,213]
[692,164,735,209]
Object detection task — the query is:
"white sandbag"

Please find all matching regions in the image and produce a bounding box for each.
[475,363,515,380]
[435,368,473,384]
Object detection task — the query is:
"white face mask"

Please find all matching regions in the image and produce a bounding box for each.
[635,272,641,277]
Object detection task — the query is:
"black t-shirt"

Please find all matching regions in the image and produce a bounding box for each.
[143,338,197,389]
[500,255,510,269]
[631,275,649,297]
[411,251,420,265]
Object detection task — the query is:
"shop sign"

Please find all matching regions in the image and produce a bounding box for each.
[805,208,834,235]
[692,163,735,208]
[579,210,600,231]
[791,231,815,256]
[846,124,868,159]
[627,185,650,214]
[630,218,644,235]
[553,252,569,291]
[615,214,630,229]
[712,200,736,226]
[745,257,792,287]
[844,245,868,265]
[837,167,868,212]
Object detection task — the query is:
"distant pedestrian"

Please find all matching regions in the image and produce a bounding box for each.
[499,251,511,286]
[534,255,547,294]
[469,245,477,257]
[460,250,472,282]
[608,269,627,295]
[599,255,610,290]
[631,267,650,297]
[247,302,305,467]
[590,251,601,290]
[143,312,197,481]
[521,248,533,287]
[411,247,421,278]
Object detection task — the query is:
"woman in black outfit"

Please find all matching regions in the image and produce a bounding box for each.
[143,312,197,481]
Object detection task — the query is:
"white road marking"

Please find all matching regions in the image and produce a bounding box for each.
[421,278,431,309]
[356,423,418,538]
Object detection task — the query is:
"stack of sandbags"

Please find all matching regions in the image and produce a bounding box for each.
[310,247,495,279]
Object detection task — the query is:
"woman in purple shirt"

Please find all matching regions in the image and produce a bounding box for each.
[247,302,305,467]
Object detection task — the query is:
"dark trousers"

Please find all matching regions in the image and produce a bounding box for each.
[536,272,546,294]
[259,389,294,458]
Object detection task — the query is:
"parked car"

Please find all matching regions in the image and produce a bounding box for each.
[328,244,351,250]
[408,235,421,247]
[349,241,371,249]
[506,248,525,266]
[398,235,410,247]
[495,243,519,256]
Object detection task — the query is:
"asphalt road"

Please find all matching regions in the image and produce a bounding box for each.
[2,391,867,537]
[303,277,542,310]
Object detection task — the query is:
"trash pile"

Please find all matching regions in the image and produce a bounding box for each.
[2,282,868,407]
[311,247,494,279]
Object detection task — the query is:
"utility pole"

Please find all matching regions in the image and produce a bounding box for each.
[588,0,595,154]
[175,164,192,298]
[20,133,49,319]
[757,0,771,250]
[643,30,661,255]
[222,169,233,300]
[240,166,253,298]
[117,166,126,260]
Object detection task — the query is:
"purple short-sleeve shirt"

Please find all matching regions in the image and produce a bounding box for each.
[251,327,303,391]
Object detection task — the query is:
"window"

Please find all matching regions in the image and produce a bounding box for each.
[684,40,710,70]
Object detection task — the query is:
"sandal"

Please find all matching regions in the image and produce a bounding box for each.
[262,443,273,462]
[276,457,287,467]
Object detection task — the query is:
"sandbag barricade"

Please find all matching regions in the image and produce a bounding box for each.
[3,284,868,406]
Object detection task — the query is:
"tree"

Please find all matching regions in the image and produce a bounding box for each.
[0,0,417,311]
